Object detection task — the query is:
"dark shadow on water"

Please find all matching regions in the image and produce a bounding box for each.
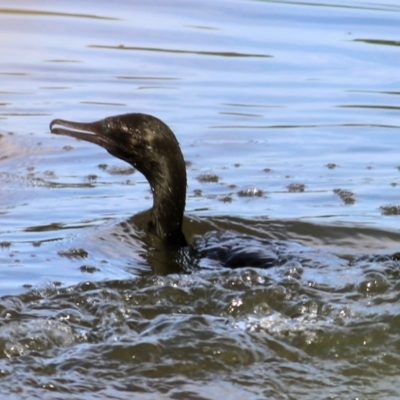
[353,38,400,47]
[88,44,272,58]
[0,8,119,21]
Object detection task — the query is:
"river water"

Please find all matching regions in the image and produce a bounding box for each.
[1,0,400,398]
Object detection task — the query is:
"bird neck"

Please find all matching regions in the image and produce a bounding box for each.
[147,172,187,247]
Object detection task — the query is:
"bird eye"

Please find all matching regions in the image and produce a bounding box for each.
[102,122,110,134]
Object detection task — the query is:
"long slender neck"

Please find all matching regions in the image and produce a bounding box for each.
[146,160,187,247]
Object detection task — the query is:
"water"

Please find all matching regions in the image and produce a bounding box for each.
[1,0,400,398]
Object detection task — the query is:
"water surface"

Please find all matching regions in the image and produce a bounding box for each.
[1,0,400,398]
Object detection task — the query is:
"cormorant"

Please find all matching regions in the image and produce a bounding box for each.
[50,113,188,248]
[49,113,357,272]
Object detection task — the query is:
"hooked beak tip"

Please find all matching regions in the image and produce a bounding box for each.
[50,119,62,133]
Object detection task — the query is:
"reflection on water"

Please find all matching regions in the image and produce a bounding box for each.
[1,0,400,398]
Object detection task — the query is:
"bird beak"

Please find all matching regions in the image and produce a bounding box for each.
[50,118,106,147]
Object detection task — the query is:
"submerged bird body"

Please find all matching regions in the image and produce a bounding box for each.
[50,114,187,247]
